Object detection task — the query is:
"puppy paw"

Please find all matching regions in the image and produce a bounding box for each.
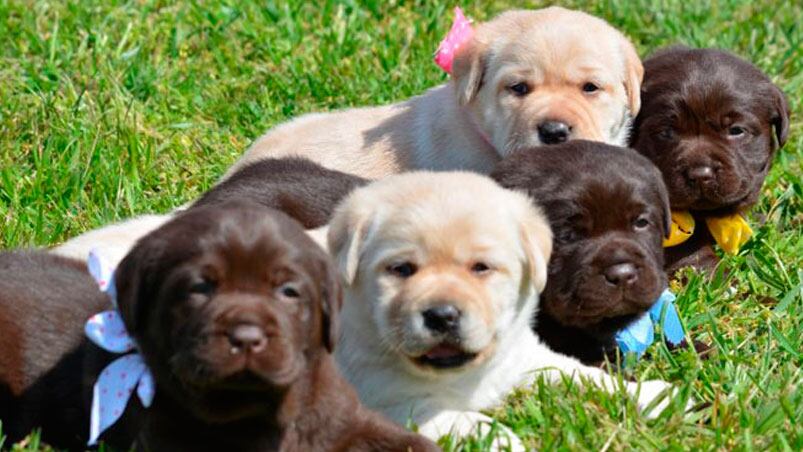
[633,379,676,418]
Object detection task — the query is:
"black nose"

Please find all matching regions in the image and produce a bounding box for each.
[537,121,571,144]
[422,305,461,334]
[687,165,715,184]
[604,263,638,286]
[228,324,267,353]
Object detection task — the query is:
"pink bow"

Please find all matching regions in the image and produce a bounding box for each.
[434,7,475,74]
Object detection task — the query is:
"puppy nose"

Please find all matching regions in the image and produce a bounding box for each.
[603,263,638,286]
[687,165,715,183]
[537,121,571,144]
[228,324,267,353]
[422,305,461,334]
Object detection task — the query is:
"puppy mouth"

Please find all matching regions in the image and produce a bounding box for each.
[412,343,479,369]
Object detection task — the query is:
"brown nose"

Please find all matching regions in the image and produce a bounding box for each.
[228,324,267,353]
[687,165,715,184]
[604,263,638,287]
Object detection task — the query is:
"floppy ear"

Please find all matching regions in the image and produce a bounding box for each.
[517,204,553,293]
[327,201,374,285]
[452,37,488,106]
[113,237,164,336]
[620,37,644,115]
[319,257,342,353]
[659,188,672,239]
[770,85,790,149]
[648,165,672,238]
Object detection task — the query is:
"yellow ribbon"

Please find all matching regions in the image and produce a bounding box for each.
[663,210,753,255]
[705,213,753,255]
[663,211,695,247]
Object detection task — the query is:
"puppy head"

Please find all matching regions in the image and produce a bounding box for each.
[452,7,643,153]
[114,202,341,421]
[328,172,551,375]
[631,46,790,213]
[492,141,669,339]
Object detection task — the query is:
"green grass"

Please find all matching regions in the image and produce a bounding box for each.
[1,0,800,450]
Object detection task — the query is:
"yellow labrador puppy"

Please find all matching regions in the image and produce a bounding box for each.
[328,172,674,447]
[226,7,642,179]
[52,7,641,265]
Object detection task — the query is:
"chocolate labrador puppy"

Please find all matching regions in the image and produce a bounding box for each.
[491,141,671,364]
[194,158,368,228]
[0,252,129,450]
[0,204,438,451]
[631,46,790,272]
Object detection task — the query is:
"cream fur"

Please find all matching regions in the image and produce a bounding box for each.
[225,7,643,180]
[328,172,675,448]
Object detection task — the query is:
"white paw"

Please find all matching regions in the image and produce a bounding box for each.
[634,379,676,419]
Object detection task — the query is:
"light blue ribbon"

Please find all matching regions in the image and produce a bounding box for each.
[615,289,686,358]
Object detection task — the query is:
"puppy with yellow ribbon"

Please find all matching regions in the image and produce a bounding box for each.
[631,47,789,271]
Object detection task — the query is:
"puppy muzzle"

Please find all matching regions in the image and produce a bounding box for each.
[561,239,663,327]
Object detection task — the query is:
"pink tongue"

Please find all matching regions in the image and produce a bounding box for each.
[424,344,462,359]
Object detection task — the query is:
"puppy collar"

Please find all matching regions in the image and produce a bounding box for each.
[85,250,155,446]
[615,289,685,358]
[663,210,753,255]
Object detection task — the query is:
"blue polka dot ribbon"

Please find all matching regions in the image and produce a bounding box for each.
[85,250,155,446]
[615,289,686,358]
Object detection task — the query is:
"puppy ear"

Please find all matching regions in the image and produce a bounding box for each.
[327,201,374,285]
[113,237,164,335]
[452,37,487,106]
[620,37,644,115]
[770,85,790,148]
[319,257,343,353]
[517,203,553,293]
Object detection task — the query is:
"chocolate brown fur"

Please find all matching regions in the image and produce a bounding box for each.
[0,251,136,450]
[0,205,436,451]
[631,46,790,272]
[116,202,437,451]
[193,158,368,229]
[491,141,670,364]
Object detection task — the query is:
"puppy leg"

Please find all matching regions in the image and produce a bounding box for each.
[418,410,524,452]
[526,342,679,418]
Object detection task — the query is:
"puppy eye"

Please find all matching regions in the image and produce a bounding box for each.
[633,215,651,231]
[387,262,417,278]
[727,126,746,137]
[189,279,217,296]
[657,127,675,141]
[582,82,600,93]
[278,284,300,299]
[508,82,530,97]
[470,262,492,275]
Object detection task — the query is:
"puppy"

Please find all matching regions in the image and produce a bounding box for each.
[630,46,790,271]
[52,7,642,264]
[226,7,643,180]
[3,204,438,451]
[328,172,676,446]
[491,141,670,364]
